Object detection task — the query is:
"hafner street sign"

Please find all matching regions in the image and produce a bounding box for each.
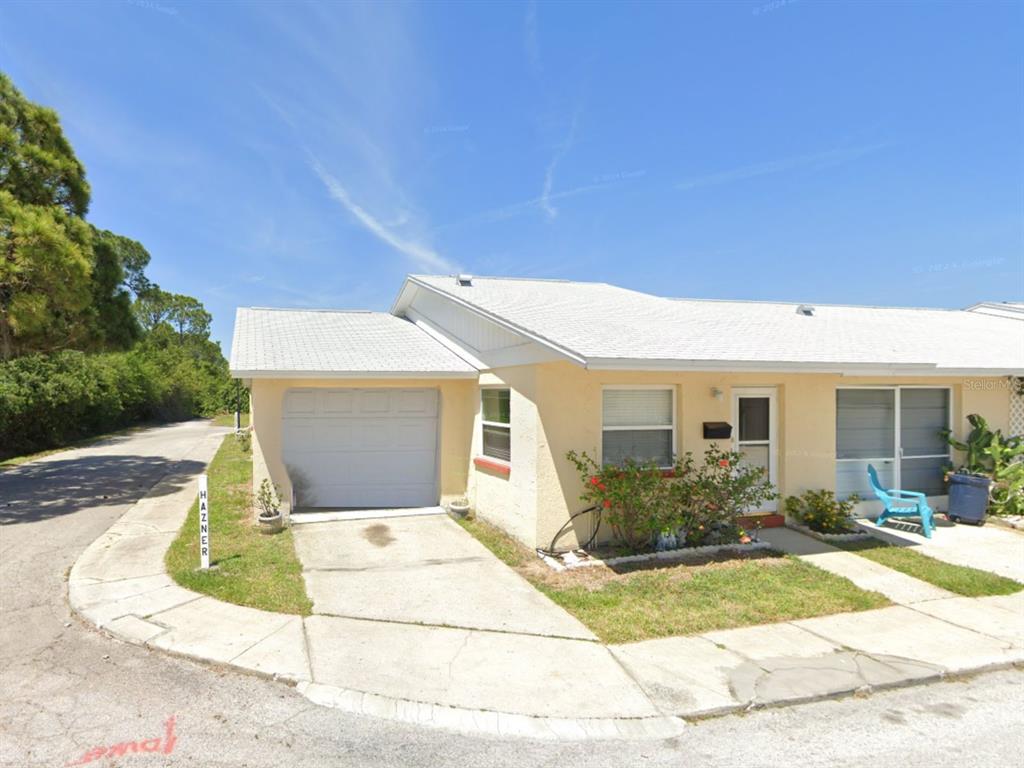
[198,475,211,569]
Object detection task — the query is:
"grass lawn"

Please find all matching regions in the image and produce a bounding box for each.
[457,517,890,644]
[0,424,151,471]
[212,412,250,428]
[166,433,312,615]
[836,540,1023,597]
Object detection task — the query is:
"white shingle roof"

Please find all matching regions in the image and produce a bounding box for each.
[404,275,1024,373]
[966,302,1024,321]
[230,308,476,377]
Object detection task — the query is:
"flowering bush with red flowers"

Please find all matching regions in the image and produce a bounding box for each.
[567,445,777,552]
[566,450,674,551]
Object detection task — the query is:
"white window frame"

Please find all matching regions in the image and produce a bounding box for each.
[600,385,677,469]
[480,386,511,463]
[835,385,953,494]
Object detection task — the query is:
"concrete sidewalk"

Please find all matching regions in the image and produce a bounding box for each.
[858,516,1024,583]
[69,461,1024,740]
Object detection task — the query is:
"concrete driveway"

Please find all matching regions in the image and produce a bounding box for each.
[292,514,594,640]
[862,516,1024,582]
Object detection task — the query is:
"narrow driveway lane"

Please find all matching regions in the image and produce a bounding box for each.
[1,421,1022,767]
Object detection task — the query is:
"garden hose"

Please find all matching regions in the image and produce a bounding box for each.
[537,504,602,557]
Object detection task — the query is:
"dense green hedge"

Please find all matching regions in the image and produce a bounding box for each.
[0,348,241,459]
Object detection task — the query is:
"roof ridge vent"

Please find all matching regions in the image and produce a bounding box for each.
[456,274,473,287]
[796,304,815,316]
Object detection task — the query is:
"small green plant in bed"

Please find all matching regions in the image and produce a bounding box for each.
[785,489,860,534]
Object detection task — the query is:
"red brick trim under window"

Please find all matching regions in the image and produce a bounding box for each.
[473,456,511,476]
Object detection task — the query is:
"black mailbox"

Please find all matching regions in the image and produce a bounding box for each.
[703,422,732,440]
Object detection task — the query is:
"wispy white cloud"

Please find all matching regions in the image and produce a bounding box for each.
[675,143,887,191]
[310,159,456,273]
[540,109,581,219]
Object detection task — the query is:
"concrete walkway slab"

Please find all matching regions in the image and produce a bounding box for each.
[761,527,954,604]
[702,622,840,661]
[303,614,657,719]
[609,636,745,715]
[79,584,199,628]
[294,515,595,640]
[231,616,310,682]
[793,605,1022,673]
[858,517,1024,582]
[148,596,294,664]
[909,596,1024,648]
[71,530,176,583]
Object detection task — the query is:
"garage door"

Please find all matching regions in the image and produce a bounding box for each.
[282,388,439,508]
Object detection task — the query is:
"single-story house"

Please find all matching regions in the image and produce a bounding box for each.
[229,275,1024,549]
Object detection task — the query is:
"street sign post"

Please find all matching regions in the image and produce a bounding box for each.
[198,475,211,569]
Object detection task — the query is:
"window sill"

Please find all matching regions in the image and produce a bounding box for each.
[474,456,511,476]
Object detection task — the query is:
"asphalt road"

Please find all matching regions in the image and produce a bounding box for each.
[1,421,1022,768]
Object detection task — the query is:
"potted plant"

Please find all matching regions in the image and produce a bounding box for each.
[942,414,997,525]
[447,497,472,519]
[255,479,284,534]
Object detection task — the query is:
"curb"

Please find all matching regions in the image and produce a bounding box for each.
[67,430,1024,741]
[65,434,687,741]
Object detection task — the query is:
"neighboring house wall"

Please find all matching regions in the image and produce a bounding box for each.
[249,377,475,513]
[473,364,1011,549]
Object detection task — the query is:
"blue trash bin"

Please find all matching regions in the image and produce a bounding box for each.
[947,473,991,525]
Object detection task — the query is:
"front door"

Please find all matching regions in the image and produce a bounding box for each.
[732,388,778,512]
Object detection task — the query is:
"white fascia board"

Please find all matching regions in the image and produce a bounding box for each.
[399,276,588,366]
[230,369,479,380]
[405,308,488,370]
[406,308,570,370]
[584,358,1024,376]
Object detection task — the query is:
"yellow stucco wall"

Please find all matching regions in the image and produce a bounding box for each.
[249,377,475,513]
[468,369,539,544]
[527,364,1013,548]
[248,369,1013,547]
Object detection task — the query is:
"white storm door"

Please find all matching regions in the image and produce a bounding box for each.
[732,388,778,512]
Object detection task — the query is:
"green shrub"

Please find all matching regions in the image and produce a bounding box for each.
[785,489,860,534]
[0,346,235,459]
[566,446,777,552]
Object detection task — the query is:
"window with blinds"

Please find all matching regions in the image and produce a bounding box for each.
[481,388,511,462]
[602,388,674,467]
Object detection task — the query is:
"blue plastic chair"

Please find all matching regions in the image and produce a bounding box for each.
[867,464,935,538]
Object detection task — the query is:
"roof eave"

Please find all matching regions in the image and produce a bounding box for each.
[230,369,479,380]
[392,275,588,366]
[584,358,1024,376]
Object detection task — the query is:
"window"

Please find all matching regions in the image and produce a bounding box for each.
[481,388,511,462]
[836,387,950,499]
[602,388,674,467]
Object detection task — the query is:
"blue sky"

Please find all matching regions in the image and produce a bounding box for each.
[1,1,1022,351]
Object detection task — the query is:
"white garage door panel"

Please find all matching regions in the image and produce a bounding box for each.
[281,388,439,508]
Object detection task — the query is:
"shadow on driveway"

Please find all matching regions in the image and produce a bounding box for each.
[0,455,206,525]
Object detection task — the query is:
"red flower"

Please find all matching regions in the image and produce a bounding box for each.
[590,476,600,486]
[602,499,612,508]
[597,483,607,492]
[718,459,730,468]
